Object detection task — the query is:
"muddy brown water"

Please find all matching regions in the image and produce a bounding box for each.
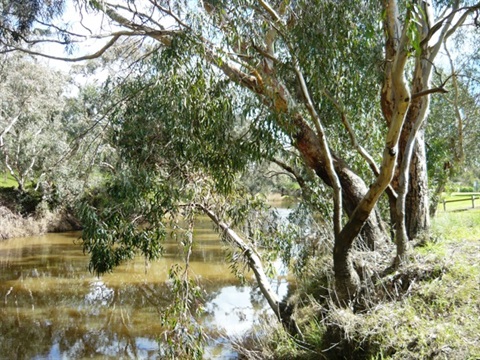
[0,215,289,359]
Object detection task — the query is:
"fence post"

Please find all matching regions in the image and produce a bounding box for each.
[443,200,446,212]
[473,195,475,209]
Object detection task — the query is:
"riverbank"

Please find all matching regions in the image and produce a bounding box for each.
[0,187,81,240]
[0,206,81,240]
[235,210,480,359]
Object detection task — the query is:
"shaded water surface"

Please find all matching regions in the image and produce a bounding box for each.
[0,217,288,359]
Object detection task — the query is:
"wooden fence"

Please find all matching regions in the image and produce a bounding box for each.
[443,195,479,211]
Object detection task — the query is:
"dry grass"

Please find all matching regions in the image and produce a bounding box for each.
[0,206,80,240]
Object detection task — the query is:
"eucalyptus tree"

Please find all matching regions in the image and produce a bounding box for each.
[4,0,480,314]
[78,54,301,345]
[0,52,114,207]
[54,81,119,202]
[74,0,389,308]
[0,54,68,193]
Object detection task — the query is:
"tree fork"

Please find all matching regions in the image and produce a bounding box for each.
[292,113,387,250]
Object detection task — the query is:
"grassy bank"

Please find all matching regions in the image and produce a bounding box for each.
[0,206,80,240]
[238,211,480,359]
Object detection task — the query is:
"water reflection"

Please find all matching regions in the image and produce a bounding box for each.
[204,282,288,336]
[0,216,289,359]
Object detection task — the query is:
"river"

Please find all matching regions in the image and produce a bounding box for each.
[0,215,290,359]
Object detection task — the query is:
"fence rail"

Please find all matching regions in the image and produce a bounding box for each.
[443,195,479,211]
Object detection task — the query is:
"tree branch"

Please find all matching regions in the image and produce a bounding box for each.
[2,34,122,62]
[271,158,306,188]
[323,90,398,201]
[0,115,20,148]
[411,86,448,100]
[196,203,292,328]
[421,2,480,46]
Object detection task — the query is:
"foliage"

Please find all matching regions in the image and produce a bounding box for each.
[0,0,65,42]
[76,41,294,268]
[160,263,206,359]
[0,53,113,208]
[288,0,385,167]
[57,82,117,202]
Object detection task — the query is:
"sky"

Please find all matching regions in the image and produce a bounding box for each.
[39,1,114,70]
[38,1,119,94]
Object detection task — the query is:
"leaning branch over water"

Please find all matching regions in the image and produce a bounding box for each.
[196,203,297,334]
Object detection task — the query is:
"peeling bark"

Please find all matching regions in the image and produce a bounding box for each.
[405,135,430,238]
